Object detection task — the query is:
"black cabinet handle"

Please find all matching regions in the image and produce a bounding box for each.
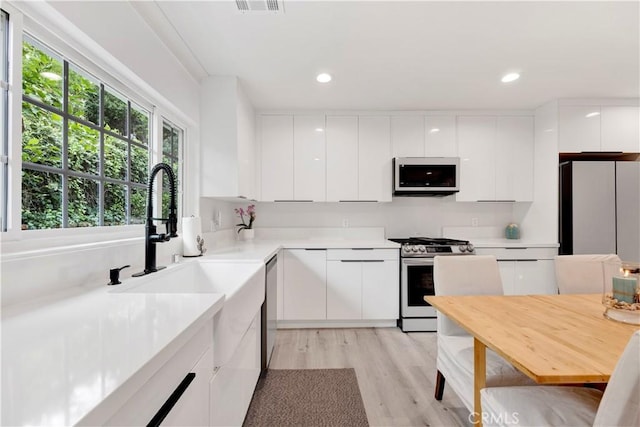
[147,373,196,427]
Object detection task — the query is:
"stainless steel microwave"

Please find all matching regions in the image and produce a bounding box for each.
[393,157,460,196]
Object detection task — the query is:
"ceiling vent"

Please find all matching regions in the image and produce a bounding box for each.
[236,0,283,13]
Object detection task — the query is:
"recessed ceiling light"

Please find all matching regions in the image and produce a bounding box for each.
[501,72,520,83]
[40,71,62,81]
[316,73,332,83]
[585,111,600,118]
[429,128,440,133]
[315,128,324,132]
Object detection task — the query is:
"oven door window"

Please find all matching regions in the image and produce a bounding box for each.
[406,264,435,306]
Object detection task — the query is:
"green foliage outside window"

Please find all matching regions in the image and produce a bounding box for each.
[21,39,151,230]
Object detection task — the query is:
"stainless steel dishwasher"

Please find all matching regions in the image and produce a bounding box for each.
[261,254,277,373]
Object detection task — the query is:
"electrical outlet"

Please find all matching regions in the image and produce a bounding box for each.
[213,210,222,230]
[471,217,479,227]
[342,218,349,228]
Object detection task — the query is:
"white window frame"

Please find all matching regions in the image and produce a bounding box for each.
[1,2,193,250]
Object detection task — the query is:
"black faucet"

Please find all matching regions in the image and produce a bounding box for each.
[132,163,178,277]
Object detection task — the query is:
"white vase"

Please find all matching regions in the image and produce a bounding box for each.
[241,229,255,240]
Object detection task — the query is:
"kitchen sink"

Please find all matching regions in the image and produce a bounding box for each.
[111,260,266,367]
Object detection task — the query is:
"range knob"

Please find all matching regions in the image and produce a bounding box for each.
[467,243,475,252]
[459,245,468,253]
[417,245,426,253]
[410,246,418,253]
[403,245,411,253]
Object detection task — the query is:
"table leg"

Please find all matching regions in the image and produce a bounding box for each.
[474,338,486,427]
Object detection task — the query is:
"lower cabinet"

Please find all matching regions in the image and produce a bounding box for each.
[498,259,557,295]
[209,314,261,426]
[105,323,214,426]
[326,259,399,320]
[283,249,327,320]
[282,248,399,323]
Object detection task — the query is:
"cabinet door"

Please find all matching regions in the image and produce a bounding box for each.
[457,116,496,201]
[162,347,212,426]
[425,116,457,157]
[558,105,601,152]
[359,116,392,202]
[616,161,640,262]
[294,115,326,201]
[391,116,424,158]
[362,260,399,319]
[497,260,516,295]
[601,106,640,152]
[326,116,358,201]
[495,116,534,201]
[514,260,557,295]
[283,249,327,320]
[326,260,362,320]
[260,115,294,201]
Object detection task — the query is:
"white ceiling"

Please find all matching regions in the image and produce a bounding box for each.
[134,1,639,111]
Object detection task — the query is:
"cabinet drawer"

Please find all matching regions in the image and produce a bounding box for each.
[475,247,557,260]
[326,249,399,261]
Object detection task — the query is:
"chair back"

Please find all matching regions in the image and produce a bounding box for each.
[593,330,640,426]
[555,254,622,294]
[433,255,503,336]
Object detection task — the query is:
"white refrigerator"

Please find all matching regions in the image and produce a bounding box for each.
[559,161,640,261]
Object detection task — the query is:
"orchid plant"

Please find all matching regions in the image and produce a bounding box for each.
[235,204,256,233]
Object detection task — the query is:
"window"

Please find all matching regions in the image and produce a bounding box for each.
[161,120,182,219]
[1,10,9,232]
[21,35,150,229]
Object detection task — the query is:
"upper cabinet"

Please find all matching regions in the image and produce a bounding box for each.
[425,116,457,157]
[390,115,457,158]
[391,116,424,158]
[294,115,326,201]
[200,76,257,199]
[358,116,392,202]
[457,115,534,202]
[326,116,359,201]
[558,103,640,153]
[260,115,294,201]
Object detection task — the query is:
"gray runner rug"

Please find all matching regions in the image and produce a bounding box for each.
[243,368,369,427]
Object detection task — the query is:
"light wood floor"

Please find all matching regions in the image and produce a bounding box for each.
[269,327,471,427]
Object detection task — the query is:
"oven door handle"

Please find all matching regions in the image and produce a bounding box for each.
[402,259,434,265]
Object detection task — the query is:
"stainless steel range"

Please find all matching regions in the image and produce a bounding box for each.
[388,237,475,332]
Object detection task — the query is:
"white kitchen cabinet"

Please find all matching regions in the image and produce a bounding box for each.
[260,115,294,201]
[558,105,601,152]
[326,116,359,201]
[326,249,399,321]
[105,323,213,426]
[457,116,534,202]
[327,260,362,319]
[495,116,534,201]
[210,314,261,427]
[457,116,496,201]
[559,104,640,153]
[359,116,392,202]
[601,106,640,152]
[392,116,425,158]
[283,249,327,320]
[294,115,326,201]
[425,116,457,157]
[498,260,556,295]
[200,76,256,199]
[362,260,399,319]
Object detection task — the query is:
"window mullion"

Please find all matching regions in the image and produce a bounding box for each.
[61,60,69,228]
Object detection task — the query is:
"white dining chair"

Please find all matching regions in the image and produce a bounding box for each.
[555,254,622,294]
[480,330,640,427]
[433,255,535,413]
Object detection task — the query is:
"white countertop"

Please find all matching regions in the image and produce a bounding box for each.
[470,239,559,248]
[1,236,397,426]
[1,284,225,426]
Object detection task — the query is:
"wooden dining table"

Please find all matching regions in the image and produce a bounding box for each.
[425,293,639,426]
